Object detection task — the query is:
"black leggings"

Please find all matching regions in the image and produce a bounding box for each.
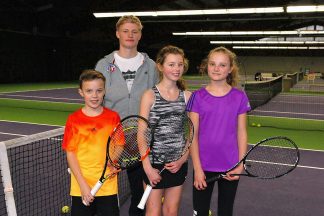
[127,165,145,216]
[193,171,239,216]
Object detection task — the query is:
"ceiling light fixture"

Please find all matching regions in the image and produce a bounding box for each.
[93,7,283,18]
[287,5,324,13]
[173,30,324,36]
[308,47,324,49]
[93,5,324,18]
[232,46,321,49]
[210,40,324,44]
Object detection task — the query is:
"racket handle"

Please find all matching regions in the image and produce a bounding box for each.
[82,181,103,206]
[206,174,223,183]
[137,185,153,209]
[91,181,103,196]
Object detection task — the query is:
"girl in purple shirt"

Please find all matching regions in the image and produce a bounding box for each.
[188,47,251,216]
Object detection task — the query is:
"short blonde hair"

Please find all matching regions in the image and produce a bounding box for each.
[116,15,143,31]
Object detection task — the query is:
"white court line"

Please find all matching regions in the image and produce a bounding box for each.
[0,97,81,105]
[248,160,324,170]
[0,87,76,94]
[270,100,324,105]
[279,93,324,98]
[248,114,324,123]
[298,148,324,152]
[0,132,27,137]
[297,165,324,170]
[0,119,63,127]
[252,110,324,117]
[0,93,82,101]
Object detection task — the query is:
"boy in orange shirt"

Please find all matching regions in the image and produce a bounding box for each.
[62,69,121,215]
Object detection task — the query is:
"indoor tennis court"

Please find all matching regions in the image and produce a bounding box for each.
[1,1,324,216]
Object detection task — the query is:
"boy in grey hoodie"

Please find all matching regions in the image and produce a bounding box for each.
[95,15,158,216]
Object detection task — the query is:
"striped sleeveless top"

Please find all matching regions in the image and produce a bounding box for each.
[148,86,187,164]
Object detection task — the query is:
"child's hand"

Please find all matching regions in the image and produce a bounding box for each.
[145,167,161,187]
[224,164,244,181]
[164,160,182,173]
[193,168,206,190]
[80,182,94,206]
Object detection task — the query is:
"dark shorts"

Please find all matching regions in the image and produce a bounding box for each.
[71,195,119,216]
[143,162,188,189]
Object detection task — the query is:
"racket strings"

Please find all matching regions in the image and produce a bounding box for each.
[245,138,299,178]
[109,118,151,169]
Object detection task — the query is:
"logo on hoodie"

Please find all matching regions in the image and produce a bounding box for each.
[108,63,116,73]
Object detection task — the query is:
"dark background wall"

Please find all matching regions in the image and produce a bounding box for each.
[0,32,111,83]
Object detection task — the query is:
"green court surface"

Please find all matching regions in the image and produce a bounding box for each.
[247,126,324,151]
[247,115,324,150]
[248,115,324,131]
[0,98,81,126]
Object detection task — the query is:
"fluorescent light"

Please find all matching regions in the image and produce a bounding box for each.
[305,41,324,44]
[233,46,324,50]
[210,40,324,44]
[93,7,283,18]
[287,5,324,13]
[233,46,309,49]
[309,47,324,49]
[223,7,283,14]
[173,30,324,36]
[94,12,156,18]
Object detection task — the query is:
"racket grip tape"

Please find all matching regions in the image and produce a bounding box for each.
[91,181,103,195]
[137,185,153,209]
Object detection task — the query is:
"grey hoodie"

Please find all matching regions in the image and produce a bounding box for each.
[95,51,159,118]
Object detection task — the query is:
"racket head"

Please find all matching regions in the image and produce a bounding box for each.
[108,115,152,169]
[150,111,194,164]
[243,136,300,179]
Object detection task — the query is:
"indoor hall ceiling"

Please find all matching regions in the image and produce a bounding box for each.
[1,0,324,56]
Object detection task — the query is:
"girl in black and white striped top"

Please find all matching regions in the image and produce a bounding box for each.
[139,45,191,216]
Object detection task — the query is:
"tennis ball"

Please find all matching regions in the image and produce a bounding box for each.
[61,206,70,214]
[209,209,212,216]
[251,122,256,127]
[257,123,261,127]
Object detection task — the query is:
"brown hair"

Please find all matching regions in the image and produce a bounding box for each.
[156,45,189,91]
[207,46,239,87]
[79,69,105,89]
[116,15,143,31]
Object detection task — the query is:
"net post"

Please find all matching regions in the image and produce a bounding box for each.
[0,142,17,216]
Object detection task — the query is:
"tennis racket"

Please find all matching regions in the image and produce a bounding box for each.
[205,136,300,183]
[82,115,151,206]
[137,111,194,209]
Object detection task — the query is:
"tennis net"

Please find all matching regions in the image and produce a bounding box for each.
[244,75,283,109]
[0,128,130,216]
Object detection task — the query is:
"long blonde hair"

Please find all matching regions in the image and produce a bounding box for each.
[207,46,239,87]
[156,45,189,91]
